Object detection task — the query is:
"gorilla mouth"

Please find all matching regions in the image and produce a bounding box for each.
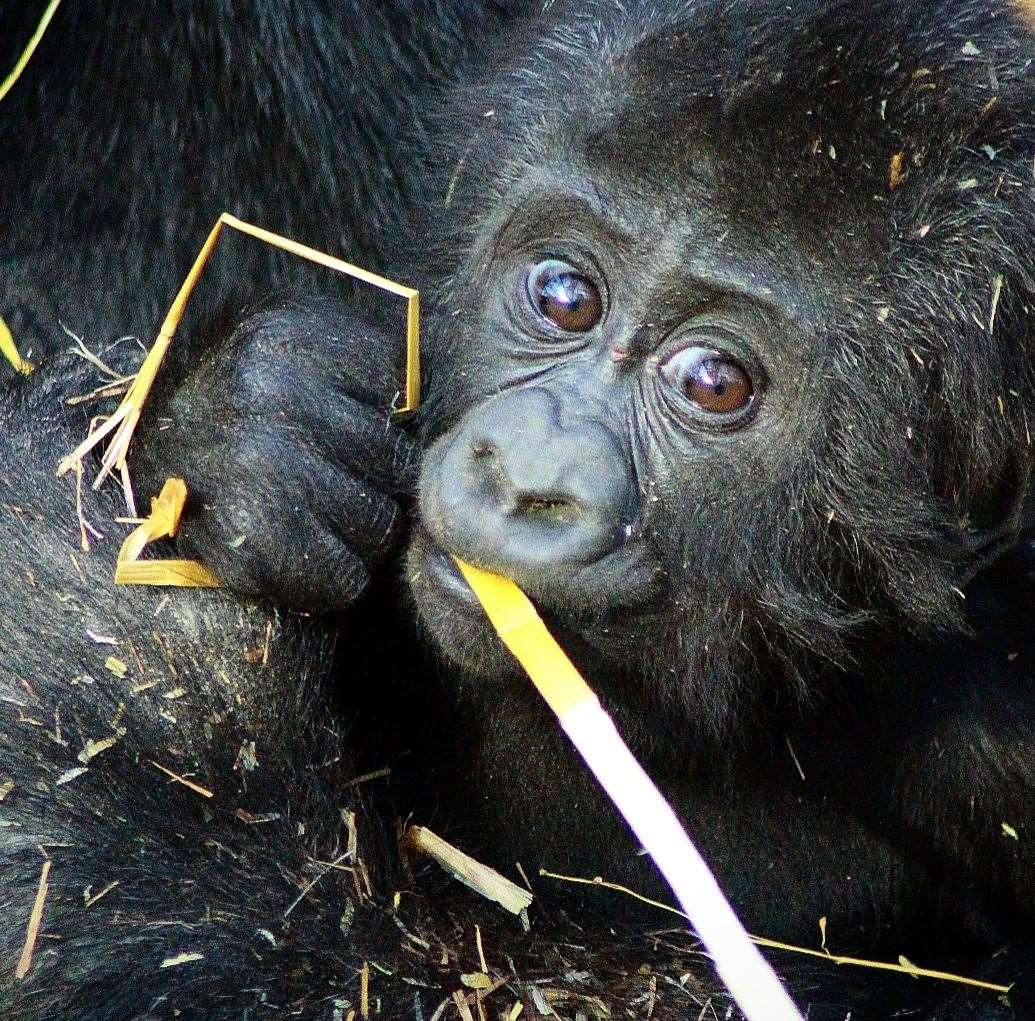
[411,520,667,640]
[418,532,484,616]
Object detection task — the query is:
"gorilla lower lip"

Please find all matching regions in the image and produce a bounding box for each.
[424,542,482,612]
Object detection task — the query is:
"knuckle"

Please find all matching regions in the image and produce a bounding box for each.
[223,433,275,482]
[224,310,299,403]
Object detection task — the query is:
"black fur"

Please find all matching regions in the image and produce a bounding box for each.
[5,2,1035,1019]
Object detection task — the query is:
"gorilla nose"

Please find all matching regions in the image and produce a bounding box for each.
[423,388,634,578]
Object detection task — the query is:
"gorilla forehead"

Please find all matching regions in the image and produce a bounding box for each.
[511,0,1033,218]
[480,3,928,281]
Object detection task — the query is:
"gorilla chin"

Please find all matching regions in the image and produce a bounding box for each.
[405,526,521,677]
[406,518,669,683]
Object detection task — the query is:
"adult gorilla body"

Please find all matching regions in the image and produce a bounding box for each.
[4,1,1035,1020]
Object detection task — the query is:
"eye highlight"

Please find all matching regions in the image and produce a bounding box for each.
[660,345,756,418]
[526,259,603,333]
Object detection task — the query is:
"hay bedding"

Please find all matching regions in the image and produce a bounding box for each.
[297,870,737,1021]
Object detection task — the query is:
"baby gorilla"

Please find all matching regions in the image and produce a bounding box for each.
[9,0,1035,1018]
[140,1,1035,1016]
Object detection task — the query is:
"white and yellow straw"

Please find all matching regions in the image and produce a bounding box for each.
[456,560,805,1021]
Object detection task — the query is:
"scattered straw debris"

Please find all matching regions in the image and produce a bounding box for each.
[888,151,906,190]
[55,766,89,786]
[453,989,476,1021]
[360,961,371,1018]
[77,733,122,764]
[284,853,349,918]
[475,924,488,974]
[989,273,1004,335]
[73,458,100,552]
[407,827,534,917]
[160,951,205,969]
[83,880,120,908]
[61,321,121,379]
[347,767,392,787]
[344,809,359,860]
[113,479,220,588]
[14,860,51,980]
[149,759,214,799]
[64,375,134,407]
[85,630,118,646]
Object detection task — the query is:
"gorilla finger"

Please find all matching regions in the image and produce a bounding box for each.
[306,470,402,565]
[247,530,372,612]
[255,395,421,494]
[177,506,371,611]
[148,428,398,561]
[187,425,409,557]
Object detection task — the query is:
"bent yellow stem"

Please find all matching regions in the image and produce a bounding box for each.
[57,213,421,501]
[115,478,220,588]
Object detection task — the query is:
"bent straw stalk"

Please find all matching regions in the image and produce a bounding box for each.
[57,213,421,505]
[114,478,220,588]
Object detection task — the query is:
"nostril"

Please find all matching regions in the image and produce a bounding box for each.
[469,441,514,505]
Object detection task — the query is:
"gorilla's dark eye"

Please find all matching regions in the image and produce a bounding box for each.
[526,259,603,333]
[660,345,755,416]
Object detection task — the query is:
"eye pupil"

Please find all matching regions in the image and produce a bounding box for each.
[660,345,755,417]
[528,259,603,332]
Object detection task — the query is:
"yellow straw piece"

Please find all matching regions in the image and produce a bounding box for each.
[58,213,421,498]
[539,869,1011,994]
[115,478,220,588]
[454,560,595,719]
[0,314,35,375]
[453,557,805,1021]
[0,0,63,105]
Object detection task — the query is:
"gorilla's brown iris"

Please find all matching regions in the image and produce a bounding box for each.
[660,345,754,416]
[528,258,603,332]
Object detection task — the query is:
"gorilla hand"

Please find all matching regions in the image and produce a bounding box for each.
[132,299,419,611]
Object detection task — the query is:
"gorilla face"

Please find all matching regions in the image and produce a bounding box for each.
[408,0,1035,726]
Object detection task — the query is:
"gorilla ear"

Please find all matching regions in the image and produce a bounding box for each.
[957,458,1035,584]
